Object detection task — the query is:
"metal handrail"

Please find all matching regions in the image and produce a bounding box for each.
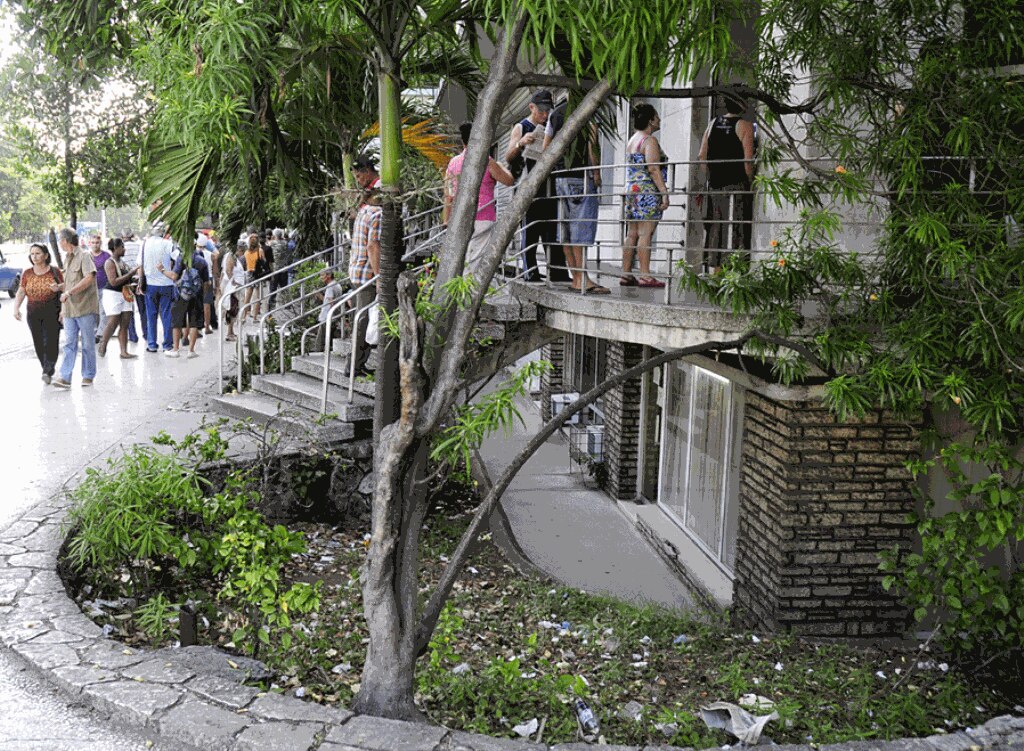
[256,258,348,375]
[298,277,376,359]
[218,244,339,393]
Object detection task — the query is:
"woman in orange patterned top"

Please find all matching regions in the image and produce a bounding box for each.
[12,244,64,384]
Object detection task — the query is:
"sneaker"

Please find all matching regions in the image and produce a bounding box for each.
[147,347,158,353]
[52,378,71,389]
[187,351,200,359]
[82,378,94,387]
[41,374,51,385]
[165,350,180,358]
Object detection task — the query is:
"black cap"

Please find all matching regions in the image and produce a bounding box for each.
[530,90,554,111]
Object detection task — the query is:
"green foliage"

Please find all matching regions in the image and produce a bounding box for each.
[0,37,145,225]
[432,360,552,479]
[135,593,178,643]
[65,424,319,655]
[881,443,1024,653]
[678,0,1024,652]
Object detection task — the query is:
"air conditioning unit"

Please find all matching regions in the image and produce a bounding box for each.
[586,424,604,462]
[551,393,580,424]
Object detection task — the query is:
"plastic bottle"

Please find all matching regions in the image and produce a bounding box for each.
[575,699,600,739]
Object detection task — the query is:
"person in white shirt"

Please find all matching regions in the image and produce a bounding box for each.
[315,269,344,352]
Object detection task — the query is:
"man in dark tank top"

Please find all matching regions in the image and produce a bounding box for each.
[698,94,756,273]
[504,89,568,282]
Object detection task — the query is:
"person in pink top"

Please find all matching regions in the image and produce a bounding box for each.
[443,121,515,282]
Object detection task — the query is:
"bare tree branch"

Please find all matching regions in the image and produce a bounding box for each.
[419,78,614,437]
[415,332,764,653]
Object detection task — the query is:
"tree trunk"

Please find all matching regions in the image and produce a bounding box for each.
[373,62,403,435]
[64,143,77,230]
[353,275,429,720]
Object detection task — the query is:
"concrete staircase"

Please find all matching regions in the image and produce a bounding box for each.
[210,336,375,441]
[210,284,534,441]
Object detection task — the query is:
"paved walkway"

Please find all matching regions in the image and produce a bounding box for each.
[478,392,694,611]
[0,322,224,750]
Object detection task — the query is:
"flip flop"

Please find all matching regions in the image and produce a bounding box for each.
[619,276,638,287]
[638,278,666,288]
[584,285,611,294]
[120,353,138,359]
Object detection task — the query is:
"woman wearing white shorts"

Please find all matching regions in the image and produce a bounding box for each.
[98,238,142,358]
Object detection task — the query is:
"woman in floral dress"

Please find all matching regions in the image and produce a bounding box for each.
[622,104,670,287]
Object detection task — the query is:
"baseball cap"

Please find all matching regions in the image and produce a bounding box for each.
[530,90,554,111]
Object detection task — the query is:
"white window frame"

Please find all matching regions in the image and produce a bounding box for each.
[657,363,737,577]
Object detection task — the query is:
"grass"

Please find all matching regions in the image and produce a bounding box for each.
[71,482,1012,747]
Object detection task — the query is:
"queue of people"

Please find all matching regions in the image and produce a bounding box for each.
[443,90,755,290]
[9,223,298,387]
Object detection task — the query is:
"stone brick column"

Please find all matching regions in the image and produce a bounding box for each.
[733,393,919,637]
[540,336,567,422]
[603,341,644,500]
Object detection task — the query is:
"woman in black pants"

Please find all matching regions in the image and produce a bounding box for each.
[12,244,64,384]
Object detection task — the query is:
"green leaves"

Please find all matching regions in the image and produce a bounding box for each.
[141,136,220,254]
[431,360,552,479]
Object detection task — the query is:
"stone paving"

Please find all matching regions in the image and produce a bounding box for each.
[1,320,1023,750]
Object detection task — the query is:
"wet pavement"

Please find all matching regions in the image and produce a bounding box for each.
[1,305,223,750]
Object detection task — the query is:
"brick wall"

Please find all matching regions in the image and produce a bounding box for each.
[603,341,644,500]
[733,393,919,637]
[539,336,566,422]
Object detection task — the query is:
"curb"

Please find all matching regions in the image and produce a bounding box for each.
[2,500,1023,751]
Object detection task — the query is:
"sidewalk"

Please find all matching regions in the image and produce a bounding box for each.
[0,327,227,750]
[477,392,694,612]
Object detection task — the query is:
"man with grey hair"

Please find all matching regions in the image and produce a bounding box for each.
[140,221,177,352]
[52,228,99,388]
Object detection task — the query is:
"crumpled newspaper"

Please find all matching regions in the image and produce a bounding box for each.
[700,701,779,745]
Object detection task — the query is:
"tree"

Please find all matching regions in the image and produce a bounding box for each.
[0,140,55,242]
[673,0,1024,653]
[0,44,145,228]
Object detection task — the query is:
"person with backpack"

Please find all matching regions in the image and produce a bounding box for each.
[164,250,210,358]
[11,243,64,384]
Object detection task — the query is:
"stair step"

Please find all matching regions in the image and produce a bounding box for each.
[288,356,376,397]
[209,392,355,441]
[251,373,373,421]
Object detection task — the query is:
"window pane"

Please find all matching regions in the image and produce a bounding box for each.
[660,362,690,521]
[685,369,729,555]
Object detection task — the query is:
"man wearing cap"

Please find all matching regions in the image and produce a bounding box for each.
[504,89,568,283]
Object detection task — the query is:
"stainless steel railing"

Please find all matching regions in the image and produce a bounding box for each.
[218,244,340,393]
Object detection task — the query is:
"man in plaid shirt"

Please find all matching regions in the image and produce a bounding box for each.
[350,154,382,374]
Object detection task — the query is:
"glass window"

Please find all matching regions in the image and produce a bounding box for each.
[656,361,742,571]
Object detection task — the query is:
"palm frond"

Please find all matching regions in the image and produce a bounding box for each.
[141,136,220,251]
[362,118,457,171]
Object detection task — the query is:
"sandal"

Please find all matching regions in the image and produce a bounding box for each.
[583,284,611,294]
[619,276,638,287]
[638,277,666,288]
[225,334,237,342]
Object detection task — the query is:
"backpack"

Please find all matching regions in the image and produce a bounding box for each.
[177,263,202,301]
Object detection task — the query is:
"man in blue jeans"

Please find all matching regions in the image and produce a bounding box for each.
[140,223,177,352]
[52,228,99,388]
